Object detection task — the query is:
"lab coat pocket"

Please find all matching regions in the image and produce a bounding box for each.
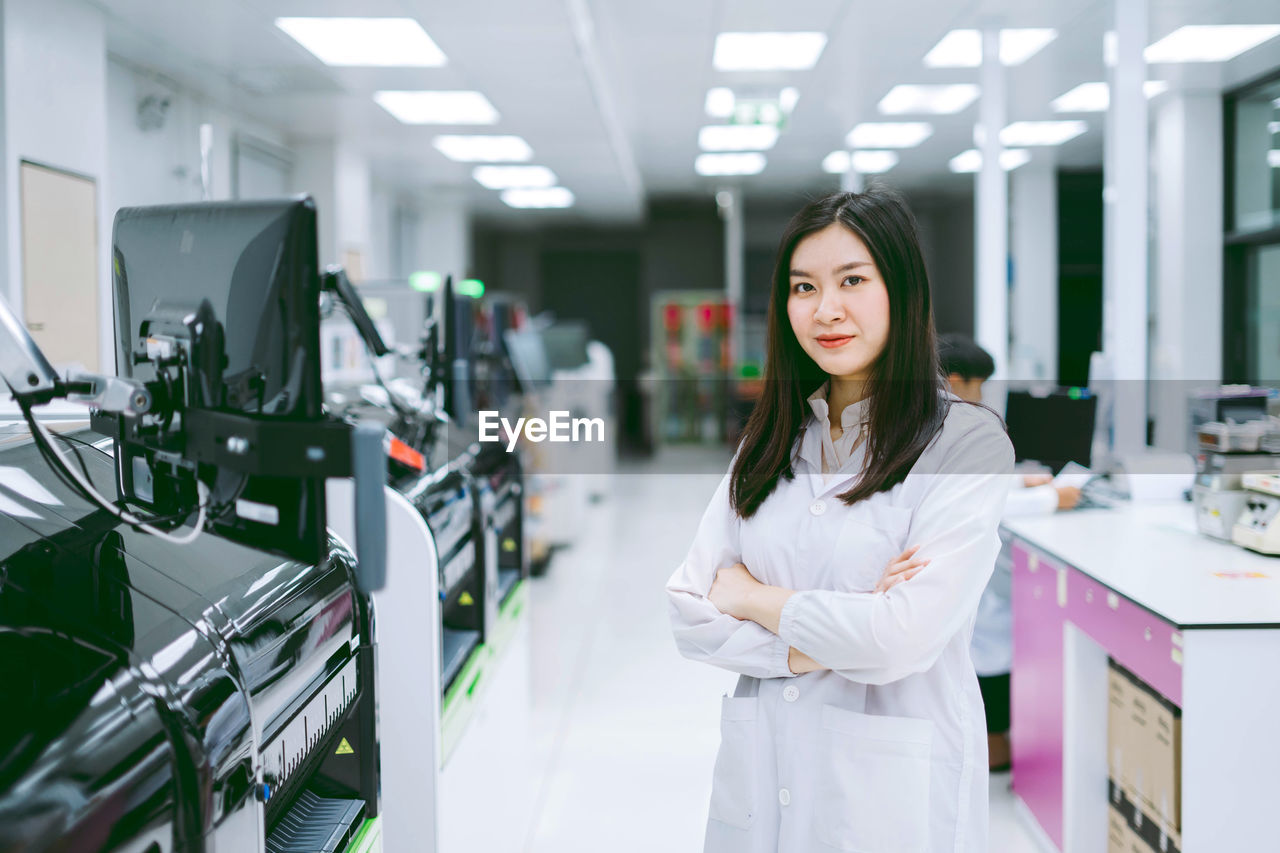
[815,704,934,853]
[831,502,914,591]
[708,695,758,830]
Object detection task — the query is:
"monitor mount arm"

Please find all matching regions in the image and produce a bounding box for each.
[0,291,386,594]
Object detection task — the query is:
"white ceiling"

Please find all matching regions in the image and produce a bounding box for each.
[93,0,1280,224]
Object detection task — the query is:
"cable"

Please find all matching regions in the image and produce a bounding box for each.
[20,402,208,545]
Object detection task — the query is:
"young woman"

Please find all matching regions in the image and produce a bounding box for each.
[666,189,1013,853]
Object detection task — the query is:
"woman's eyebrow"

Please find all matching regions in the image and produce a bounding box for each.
[789,260,873,277]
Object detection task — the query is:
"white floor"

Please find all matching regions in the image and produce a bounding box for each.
[518,446,1048,853]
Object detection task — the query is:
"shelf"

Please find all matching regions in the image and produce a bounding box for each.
[441,626,481,694]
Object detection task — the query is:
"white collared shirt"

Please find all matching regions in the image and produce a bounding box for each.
[666,392,1014,853]
[804,382,870,481]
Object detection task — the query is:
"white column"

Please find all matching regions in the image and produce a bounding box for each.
[1151,92,1223,452]
[1010,162,1058,381]
[399,187,470,281]
[975,23,1009,378]
[1103,0,1150,453]
[291,140,374,276]
[718,186,744,367]
[840,158,864,193]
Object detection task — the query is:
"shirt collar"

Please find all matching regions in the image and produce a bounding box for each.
[805,381,871,430]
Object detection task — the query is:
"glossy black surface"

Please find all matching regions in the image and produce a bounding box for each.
[0,426,364,852]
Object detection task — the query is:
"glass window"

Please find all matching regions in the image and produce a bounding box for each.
[1229,75,1280,234]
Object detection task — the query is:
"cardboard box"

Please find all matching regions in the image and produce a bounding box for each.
[1108,661,1150,806]
[1145,690,1181,833]
[1108,800,1129,853]
[1109,779,1182,853]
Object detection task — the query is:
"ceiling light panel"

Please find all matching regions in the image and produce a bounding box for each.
[923,28,1056,68]
[473,166,557,190]
[705,88,735,118]
[1051,81,1170,112]
[851,151,899,173]
[822,151,850,174]
[878,84,980,115]
[1145,25,1280,63]
[501,188,575,209]
[846,122,933,148]
[1000,121,1087,146]
[276,17,446,67]
[695,153,767,176]
[433,135,532,162]
[375,91,498,125]
[698,125,780,151]
[713,32,827,71]
[948,149,1032,173]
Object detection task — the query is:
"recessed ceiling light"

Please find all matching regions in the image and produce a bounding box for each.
[846,122,933,148]
[1000,121,1087,146]
[924,28,1057,68]
[695,152,766,176]
[851,151,899,173]
[949,149,1032,173]
[780,87,801,113]
[1146,25,1280,63]
[375,91,498,125]
[473,166,557,190]
[822,151,850,174]
[879,84,980,115]
[699,125,780,151]
[275,17,446,67]
[1269,150,1280,168]
[706,88,735,118]
[1051,81,1171,112]
[434,135,532,162]
[713,32,827,71]
[1269,121,1280,135]
[501,187,575,209]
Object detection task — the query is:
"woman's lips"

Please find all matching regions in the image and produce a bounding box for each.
[817,335,853,349]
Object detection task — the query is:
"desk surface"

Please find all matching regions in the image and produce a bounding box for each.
[1001,501,1280,627]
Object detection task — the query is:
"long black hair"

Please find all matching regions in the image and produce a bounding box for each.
[730,188,949,518]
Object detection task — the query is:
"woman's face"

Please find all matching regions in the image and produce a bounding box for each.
[786,223,891,382]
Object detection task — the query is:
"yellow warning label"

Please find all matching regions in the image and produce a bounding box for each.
[459,591,475,606]
[335,738,354,756]
[502,538,516,553]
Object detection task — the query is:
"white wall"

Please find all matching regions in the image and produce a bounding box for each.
[1,0,110,369]
[398,187,471,282]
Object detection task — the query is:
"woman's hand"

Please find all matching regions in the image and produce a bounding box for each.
[708,562,763,621]
[875,545,929,594]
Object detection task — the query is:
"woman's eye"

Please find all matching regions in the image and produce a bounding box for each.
[792,282,815,293]
[843,276,864,287]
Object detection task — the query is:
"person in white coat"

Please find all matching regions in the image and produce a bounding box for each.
[938,334,1081,773]
[666,189,1014,853]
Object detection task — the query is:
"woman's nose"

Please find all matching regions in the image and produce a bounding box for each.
[814,292,844,323]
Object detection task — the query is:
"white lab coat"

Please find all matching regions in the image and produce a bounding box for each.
[666,394,1014,853]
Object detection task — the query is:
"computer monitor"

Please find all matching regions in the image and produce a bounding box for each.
[503,328,552,391]
[1003,390,1098,473]
[540,322,590,371]
[111,197,327,563]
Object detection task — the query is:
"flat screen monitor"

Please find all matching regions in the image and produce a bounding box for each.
[540,322,590,371]
[111,197,326,563]
[1003,390,1098,473]
[503,328,551,391]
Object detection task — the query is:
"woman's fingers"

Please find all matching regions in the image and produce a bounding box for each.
[876,565,925,593]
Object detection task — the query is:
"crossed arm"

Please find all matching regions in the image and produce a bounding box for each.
[707,550,926,673]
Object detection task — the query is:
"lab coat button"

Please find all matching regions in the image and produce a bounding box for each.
[778,788,791,806]
[809,501,826,516]
[782,685,800,703]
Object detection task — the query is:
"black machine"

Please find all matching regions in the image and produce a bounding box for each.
[0,197,386,852]
[1004,389,1098,473]
[323,273,529,697]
